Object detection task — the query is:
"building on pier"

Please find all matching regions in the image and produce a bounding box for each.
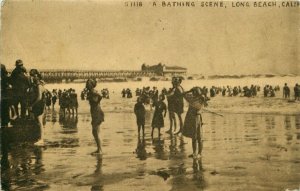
[141,63,187,76]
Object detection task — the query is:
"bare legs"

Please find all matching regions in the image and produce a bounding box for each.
[166,112,176,134]
[151,127,154,138]
[189,116,203,159]
[92,124,102,155]
[192,119,203,158]
[174,113,183,135]
[34,115,44,146]
[138,125,145,137]
[192,138,203,158]
[151,127,161,139]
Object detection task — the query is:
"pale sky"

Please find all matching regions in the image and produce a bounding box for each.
[0,0,299,75]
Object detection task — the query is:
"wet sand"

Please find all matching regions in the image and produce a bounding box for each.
[1,78,300,191]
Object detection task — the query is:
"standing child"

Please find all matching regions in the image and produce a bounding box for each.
[151,95,167,138]
[134,97,146,137]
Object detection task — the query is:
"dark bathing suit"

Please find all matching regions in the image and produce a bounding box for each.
[88,91,104,127]
[173,86,184,114]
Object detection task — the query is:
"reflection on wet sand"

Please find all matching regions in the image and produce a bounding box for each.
[192,158,206,190]
[153,138,167,160]
[135,137,147,160]
[91,156,104,191]
[1,105,300,190]
[1,145,47,191]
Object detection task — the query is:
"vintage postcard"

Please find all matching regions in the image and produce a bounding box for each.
[1,0,299,190]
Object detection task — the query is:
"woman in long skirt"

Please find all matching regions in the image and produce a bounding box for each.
[182,87,206,159]
[86,79,104,155]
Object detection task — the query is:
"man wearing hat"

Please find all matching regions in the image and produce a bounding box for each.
[10,59,30,118]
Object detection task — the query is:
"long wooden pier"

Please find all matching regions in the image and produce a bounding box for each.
[38,69,156,82]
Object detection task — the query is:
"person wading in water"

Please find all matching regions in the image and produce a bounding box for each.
[182,87,207,159]
[28,69,46,146]
[166,77,184,135]
[86,79,104,155]
[10,59,30,118]
[165,88,176,134]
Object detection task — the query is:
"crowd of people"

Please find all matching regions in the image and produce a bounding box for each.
[126,83,300,105]
[132,77,208,158]
[81,88,110,100]
[282,83,300,100]
[1,60,80,145]
[121,88,133,98]
[1,60,300,158]
[57,88,79,116]
[80,77,207,157]
[1,60,46,145]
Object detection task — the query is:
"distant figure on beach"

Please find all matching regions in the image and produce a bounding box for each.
[210,87,216,97]
[10,59,30,118]
[126,88,132,98]
[222,87,226,96]
[86,79,104,155]
[70,89,78,116]
[294,83,300,101]
[269,86,275,97]
[134,97,146,137]
[166,77,184,135]
[182,87,206,159]
[151,95,167,138]
[28,69,46,146]
[283,83,290,99]
[45,90,52,110]
[263,85,269,97]
[101,88,110,99]
[135,88,142,96]
[151,87,159,105]
[122,89,126,98]
[59,90,68,116]
[51,89,57,109]
[81,89,86,100]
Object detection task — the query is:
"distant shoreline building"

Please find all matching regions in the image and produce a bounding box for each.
[141,63,187,76]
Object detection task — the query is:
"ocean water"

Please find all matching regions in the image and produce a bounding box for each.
[46,76,300,114]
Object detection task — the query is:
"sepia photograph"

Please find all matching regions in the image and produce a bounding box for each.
[0,0,300,190]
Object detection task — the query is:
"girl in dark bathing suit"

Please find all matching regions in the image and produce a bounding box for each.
[134,97,146,137]
[29,69,46,146]
[86,79,104,155]
[151,95,167,138]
